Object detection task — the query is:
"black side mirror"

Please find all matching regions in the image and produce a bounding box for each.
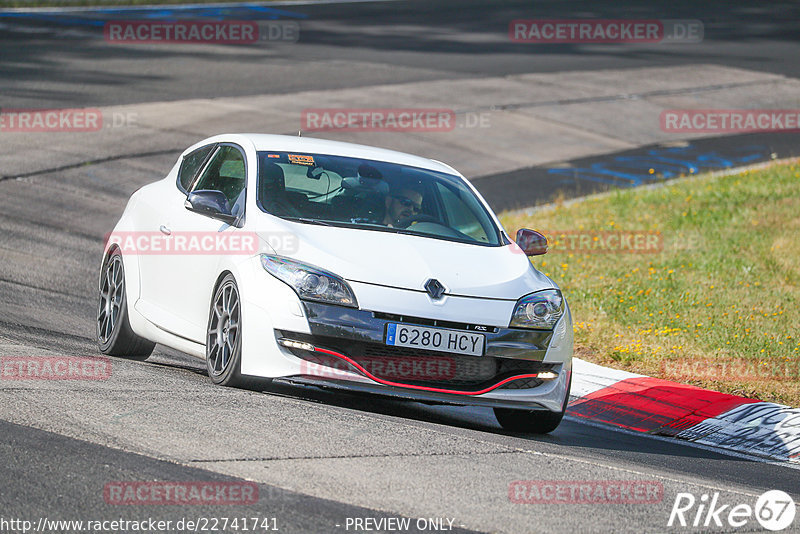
[185,190,237,225]
[516,228,548,256]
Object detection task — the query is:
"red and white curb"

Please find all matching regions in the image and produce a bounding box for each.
[568,359,800,464]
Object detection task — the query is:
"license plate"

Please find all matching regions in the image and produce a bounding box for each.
[385,323,484,356]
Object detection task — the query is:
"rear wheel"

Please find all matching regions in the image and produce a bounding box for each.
[97,249,155,359]
[206,274,268,391]
[494,374,571,434]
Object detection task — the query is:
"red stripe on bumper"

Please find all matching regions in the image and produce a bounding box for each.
[314,347,541,396]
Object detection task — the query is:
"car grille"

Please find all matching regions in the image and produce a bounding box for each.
[279,332,551,392]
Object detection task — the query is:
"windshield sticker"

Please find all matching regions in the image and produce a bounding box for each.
[288,154,315,166]
[267,154,281,158]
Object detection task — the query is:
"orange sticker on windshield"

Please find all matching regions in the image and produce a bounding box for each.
[288,154,315,166]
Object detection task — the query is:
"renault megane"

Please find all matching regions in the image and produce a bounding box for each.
[98,134,573,433]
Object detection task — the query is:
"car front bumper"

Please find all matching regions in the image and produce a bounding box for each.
[273,301,572,412]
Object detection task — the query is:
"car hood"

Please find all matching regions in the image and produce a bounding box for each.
[258,219,555,300]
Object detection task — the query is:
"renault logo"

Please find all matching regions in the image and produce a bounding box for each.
[424,279,446,300]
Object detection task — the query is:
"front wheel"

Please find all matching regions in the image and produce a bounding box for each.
[494,374,571,434]
[97,249,155,360]
[494,407,565,434]
[206,274,268,391]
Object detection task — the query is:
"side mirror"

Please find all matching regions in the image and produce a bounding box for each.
[516,228,547,256]
[185,190,237,225]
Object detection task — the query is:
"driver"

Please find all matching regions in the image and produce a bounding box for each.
[383,185,424,227]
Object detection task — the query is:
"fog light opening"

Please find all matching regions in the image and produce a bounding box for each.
[278,338,316,352]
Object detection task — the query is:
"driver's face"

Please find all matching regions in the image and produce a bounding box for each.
[387,189,423,223]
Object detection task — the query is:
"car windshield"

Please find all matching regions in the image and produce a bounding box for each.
[256,151,502,246]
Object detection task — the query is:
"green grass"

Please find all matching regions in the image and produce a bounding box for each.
[500,161,800,406]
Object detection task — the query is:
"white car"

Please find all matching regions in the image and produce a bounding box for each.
[98,134,573,433]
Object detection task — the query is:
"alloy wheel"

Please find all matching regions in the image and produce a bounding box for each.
[207,282,240,377]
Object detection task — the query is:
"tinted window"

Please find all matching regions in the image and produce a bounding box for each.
[256,151,501,246]
[436,182,494,244]
[191,146,247,216]
[178,145,215,192]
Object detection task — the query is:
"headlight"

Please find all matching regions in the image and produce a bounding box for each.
[509,289,564,330]
[260,254,358,308]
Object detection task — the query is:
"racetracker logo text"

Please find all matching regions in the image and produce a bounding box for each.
[509,19,703,43]
[104,482,258,505]
[0,357,111,380]
[0,108,102,132]
[302,108,457,132]
[300,355,458,382]
[661,110,800,133]
[539,230,663,254]
[105,231,295,255]
[509,480,663,504]
[0,109,137,133]
[662,359,800,381]
[104,20,299,44]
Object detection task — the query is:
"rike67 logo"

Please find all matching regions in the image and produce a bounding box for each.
[668,490,796,531]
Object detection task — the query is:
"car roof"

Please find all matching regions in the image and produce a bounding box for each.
[186,133,460,176]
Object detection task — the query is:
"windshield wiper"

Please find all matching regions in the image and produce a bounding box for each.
[342,221,421,236]
[280,216,333,226]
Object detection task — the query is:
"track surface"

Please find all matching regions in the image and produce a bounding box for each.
[1,0,800,108]
[1,1,799,533]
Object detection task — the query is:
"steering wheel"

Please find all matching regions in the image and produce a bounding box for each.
[395,213,440,229]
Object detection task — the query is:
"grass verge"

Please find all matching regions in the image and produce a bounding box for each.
[500,161,800,406]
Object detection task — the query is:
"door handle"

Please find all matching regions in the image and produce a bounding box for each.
[159,225,172,236]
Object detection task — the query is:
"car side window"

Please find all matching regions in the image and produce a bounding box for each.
[178,145,215,192]
[190,145,247,216]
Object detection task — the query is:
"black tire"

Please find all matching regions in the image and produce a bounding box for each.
[97,249,155,360]
[206,274,268,391]
[494,374,572,434]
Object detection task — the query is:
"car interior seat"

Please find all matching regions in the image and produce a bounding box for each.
[258,159,305,217]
